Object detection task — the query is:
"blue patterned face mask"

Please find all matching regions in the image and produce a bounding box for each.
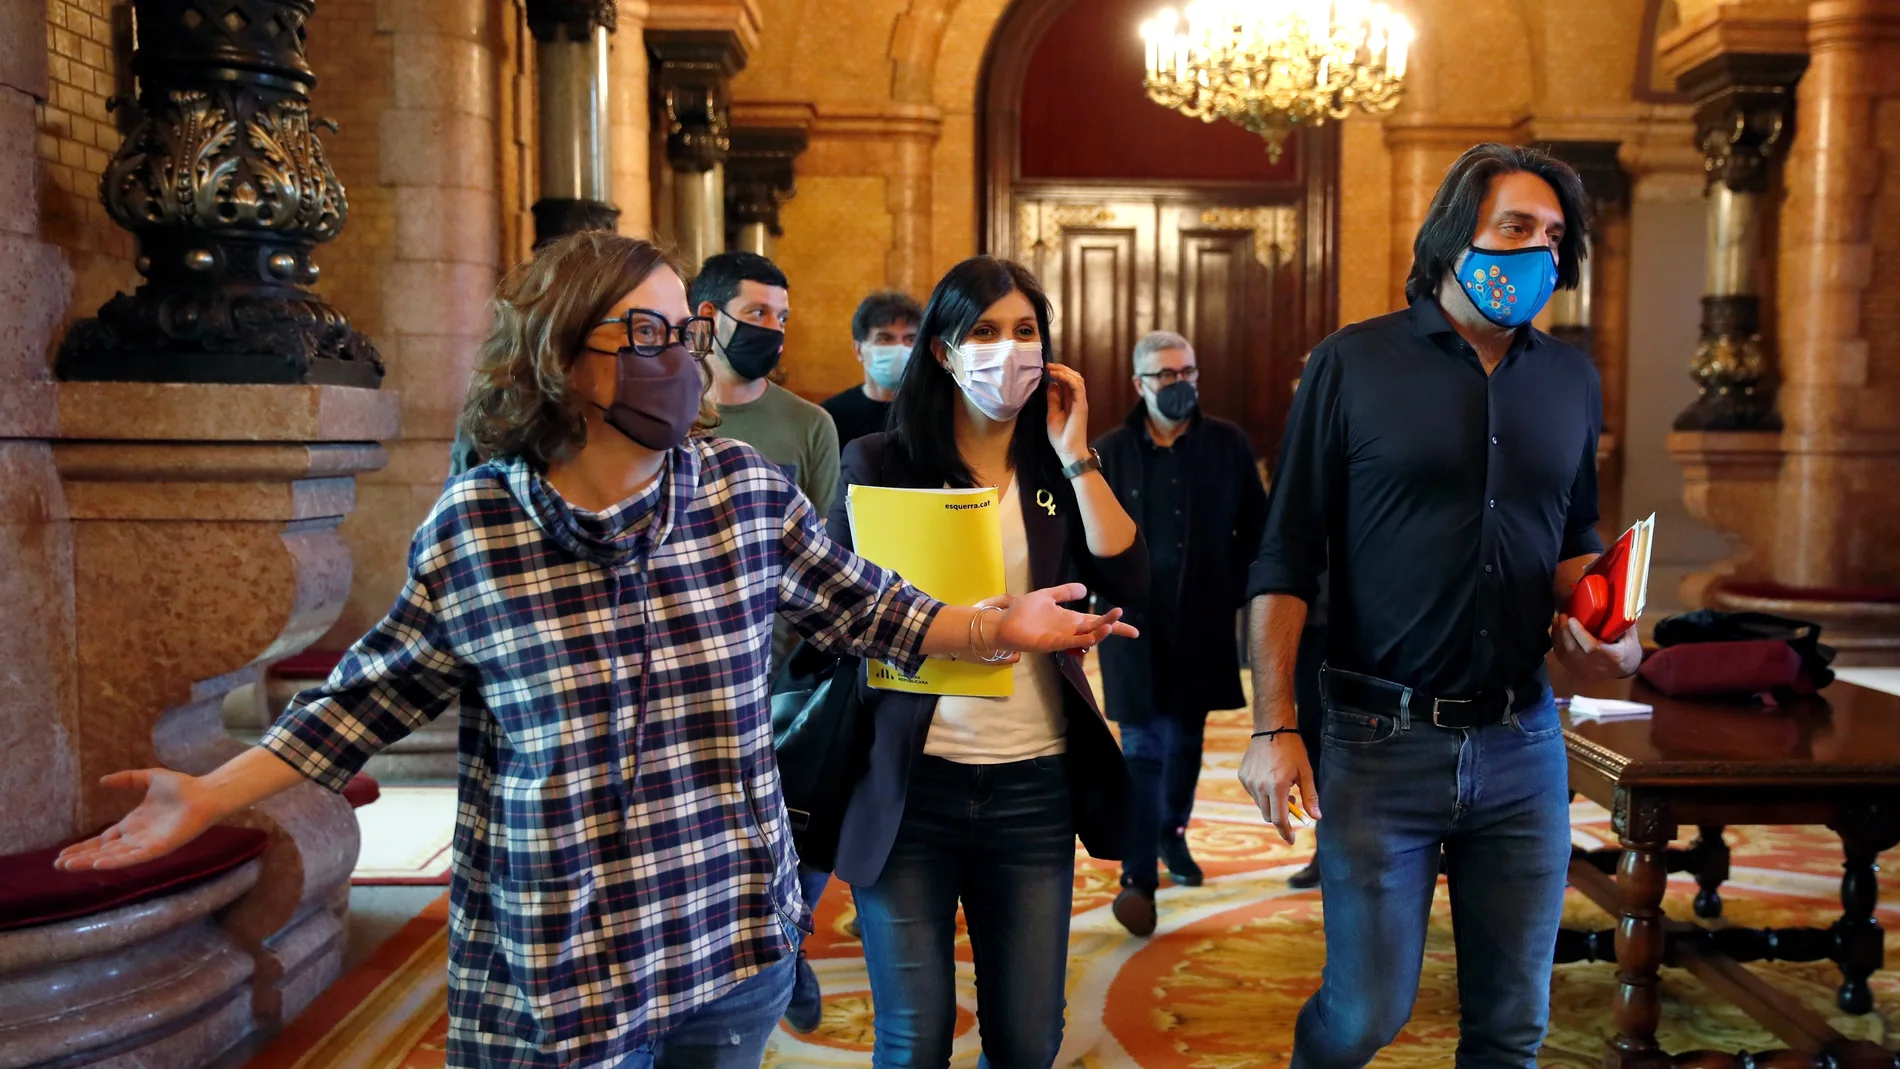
[1456,245,1559,328]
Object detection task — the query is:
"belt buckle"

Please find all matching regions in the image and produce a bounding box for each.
[1431,697,1473,728]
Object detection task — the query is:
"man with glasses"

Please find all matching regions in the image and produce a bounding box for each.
[1094,330,1268,935]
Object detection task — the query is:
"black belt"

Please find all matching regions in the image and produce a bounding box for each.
[1320,665,1544,729]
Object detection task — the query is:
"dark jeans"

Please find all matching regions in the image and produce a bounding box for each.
[852,754,1074,1069]
[1291,684,1572,1069]
[1118,713,1206,890]
[614,946,797,1069]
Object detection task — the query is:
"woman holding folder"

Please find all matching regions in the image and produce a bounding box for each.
[53,234,1138,1069]
[827,256,1147,1069]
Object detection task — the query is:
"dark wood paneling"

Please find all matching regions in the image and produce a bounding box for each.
[1058,228,1138,441]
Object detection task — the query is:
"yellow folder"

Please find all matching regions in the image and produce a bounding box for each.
[846,484,1013,697]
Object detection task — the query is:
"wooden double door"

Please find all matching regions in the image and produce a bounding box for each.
[1010,190,1320,461]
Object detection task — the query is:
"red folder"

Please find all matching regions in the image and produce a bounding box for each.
[1566,514,1654,643]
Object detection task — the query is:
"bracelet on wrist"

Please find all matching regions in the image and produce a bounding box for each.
[969,605,1012,664]
[1251,727,1297,741]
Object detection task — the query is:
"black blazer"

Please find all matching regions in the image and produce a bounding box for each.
[1093,404,1268,721]
[823,432,1146,888]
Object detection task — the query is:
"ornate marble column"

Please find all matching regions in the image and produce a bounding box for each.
[53,0,383,389]
[1672,52,1807,431]
[610,0,652,237]
[1542,140,1634,531]
[648,29,740,270]
[1735,0,1900,661]
[724,126,806,256]
[527,0,620,242]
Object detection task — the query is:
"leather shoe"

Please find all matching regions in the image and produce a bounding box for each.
[1112,880,1157,937]
[1287,861,1321,889]
[1162,833,1204,887]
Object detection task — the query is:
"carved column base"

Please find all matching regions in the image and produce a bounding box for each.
[1667,430,1784,608]
[0,864,260,1069]
[52,382,400,1032]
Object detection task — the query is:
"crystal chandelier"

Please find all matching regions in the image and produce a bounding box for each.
[1140,1,1415,162]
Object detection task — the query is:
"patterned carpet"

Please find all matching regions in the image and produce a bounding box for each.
[285,702,1900,1069]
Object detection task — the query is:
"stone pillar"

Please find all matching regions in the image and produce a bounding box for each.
[885,110,939,298]
[611,0,652,237]
[1383,121,1517,308]
[1671,53,1807,431]
[1543,141,1634,532]
[1734,0,1900,661]
[527,0,620,242]
[0,0,80,859]
[724,126,807,256]
[328,0,500,650]
[648,29,741,271]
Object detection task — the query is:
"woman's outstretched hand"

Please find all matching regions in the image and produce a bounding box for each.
[55,769,220,872]
[993,582,1137,654]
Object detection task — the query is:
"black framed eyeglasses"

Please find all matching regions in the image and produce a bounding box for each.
[595,308,715,358]
[1137,367,1200,386]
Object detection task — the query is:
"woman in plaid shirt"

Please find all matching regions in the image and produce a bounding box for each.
[55,232,1136,1069]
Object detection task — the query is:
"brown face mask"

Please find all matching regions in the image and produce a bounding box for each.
[596,344,704,450]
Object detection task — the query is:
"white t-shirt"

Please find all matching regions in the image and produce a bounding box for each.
[924,478,1069,764]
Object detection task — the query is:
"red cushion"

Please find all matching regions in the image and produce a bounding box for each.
[1721,580,1900,604]
[0,825,269,932]
[272,650,345,679]
[342,774,381,809]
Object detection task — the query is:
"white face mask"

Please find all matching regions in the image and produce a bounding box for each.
[862,343,910,390]
[948,339,1045,422]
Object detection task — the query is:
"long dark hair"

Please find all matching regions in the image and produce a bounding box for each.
[1403,143,1591,304]
[887,256,1061,491]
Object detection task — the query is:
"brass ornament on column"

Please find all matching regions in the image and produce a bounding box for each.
[648,29,740,270]
[724,126,808,256]
[56,0,382,387]
[1673,53,1807,432]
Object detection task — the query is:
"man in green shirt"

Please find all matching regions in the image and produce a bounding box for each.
[689,251,839,516]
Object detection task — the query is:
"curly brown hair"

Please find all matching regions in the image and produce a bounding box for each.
[461,231,718,468]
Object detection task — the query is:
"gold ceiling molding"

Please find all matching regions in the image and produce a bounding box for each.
[1199,206,1299,268]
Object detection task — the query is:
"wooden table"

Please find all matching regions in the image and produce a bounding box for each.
[1559,675,1900,1069]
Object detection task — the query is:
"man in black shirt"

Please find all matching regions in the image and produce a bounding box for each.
[1242,144,1641,1068]
[1094,331,1267,936]
[820,290,922,447]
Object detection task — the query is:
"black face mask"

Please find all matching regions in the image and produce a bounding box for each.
[1155,381,1199,421]
[717,311,785,381]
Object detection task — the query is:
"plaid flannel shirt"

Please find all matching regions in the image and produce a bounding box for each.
[262,438,941,1068]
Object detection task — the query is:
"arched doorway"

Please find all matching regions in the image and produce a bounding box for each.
[978,0,1340,457]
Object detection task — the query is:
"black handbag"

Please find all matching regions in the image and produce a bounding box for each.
[770,641,870,873]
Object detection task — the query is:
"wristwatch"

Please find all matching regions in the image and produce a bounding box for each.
[1061,448,1103,480]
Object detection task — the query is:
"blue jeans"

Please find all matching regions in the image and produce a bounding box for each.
[1118,714,1205,889]
[1291,684,1571,1069]
[615,948,796,1069]
[853,754,1074,1069]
